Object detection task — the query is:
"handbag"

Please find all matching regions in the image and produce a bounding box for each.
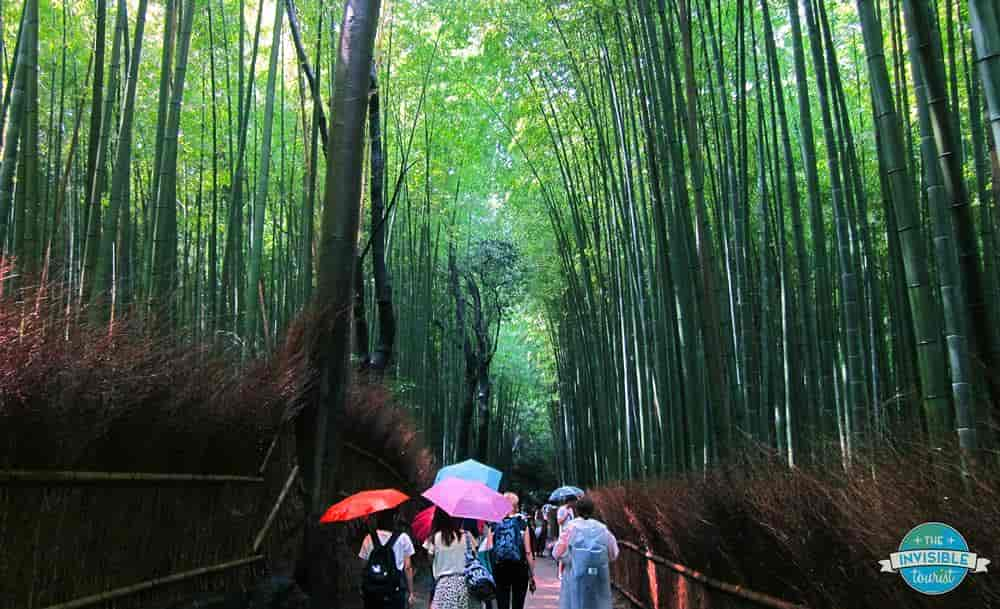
[464,533,496,601]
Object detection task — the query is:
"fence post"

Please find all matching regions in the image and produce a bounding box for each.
[253,465,299,552]
[646,553,659,609]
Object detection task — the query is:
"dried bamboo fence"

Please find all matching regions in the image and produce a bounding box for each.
[0,430,419,609]
[611,540,809,609]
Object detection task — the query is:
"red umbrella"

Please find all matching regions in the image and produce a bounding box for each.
[412,506,435,543]
[319,489,409,523]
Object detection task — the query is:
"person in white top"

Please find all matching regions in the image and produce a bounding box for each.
[423,509,479,609]
[358,510,416,609]
[555,495,578,579]
[553,497,619,609]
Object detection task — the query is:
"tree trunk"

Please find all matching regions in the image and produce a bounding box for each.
[222,0,265,333]
[0,4,27,254]
[856,0,953,448]
[678,0,732,464]
[787,0,838,450]
[905,0,999,431]
[295,1,381,607]
[149,0,195,327]
[354,254,370,361]
[207,0,220,331]
[449,243,475,459]
[81,0,107,293]
[14,0,39,276]
[476,361,491,462]
[369,67,395,372]
[90,0,133,323]
[144,0,178,300]
[905,5,975,454]
[285,0,328,149]
[244,0,283,347]
[969,0,1000,153]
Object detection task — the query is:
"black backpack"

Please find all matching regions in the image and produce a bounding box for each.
[362,530,403,602]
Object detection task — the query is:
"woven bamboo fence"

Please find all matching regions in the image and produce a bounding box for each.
[0,431,422,609]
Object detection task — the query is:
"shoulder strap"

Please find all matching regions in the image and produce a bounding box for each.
[387,530,402,549]
[370,526,384,550]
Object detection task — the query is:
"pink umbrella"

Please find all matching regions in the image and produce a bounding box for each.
[422,477,511,523]
[412,506,435,543]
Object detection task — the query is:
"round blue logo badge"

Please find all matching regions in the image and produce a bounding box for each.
[897,522,969,595]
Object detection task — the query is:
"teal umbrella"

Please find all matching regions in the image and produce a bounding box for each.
[434,459,503,491]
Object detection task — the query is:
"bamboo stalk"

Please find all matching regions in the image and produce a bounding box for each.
[38,555,263,609]
[0,470,264,484]
[257,426,284,475]
[617,541,809,609]
[253,465,298,552]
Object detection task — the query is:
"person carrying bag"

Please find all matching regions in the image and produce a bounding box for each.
[425,508,491,609]
[485,493,536,609]
[358,511,415,609]
[552,497,619,609]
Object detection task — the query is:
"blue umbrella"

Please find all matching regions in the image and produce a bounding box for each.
[548,485,585,502]
[434,459,503,491]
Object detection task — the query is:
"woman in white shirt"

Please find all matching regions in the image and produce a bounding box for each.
[358,509,416,609]
[423,509,478,609]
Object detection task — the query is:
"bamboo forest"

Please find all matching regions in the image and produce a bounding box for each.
[2,0,1000,607]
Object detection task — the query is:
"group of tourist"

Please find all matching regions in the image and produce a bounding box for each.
[356,491,619,609]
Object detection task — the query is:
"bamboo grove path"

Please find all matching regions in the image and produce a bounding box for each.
[524,558,633,609]
[409,558,630,609]
[525,558,562,609]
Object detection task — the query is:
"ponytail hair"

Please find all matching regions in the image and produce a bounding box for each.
[575,496,595,519]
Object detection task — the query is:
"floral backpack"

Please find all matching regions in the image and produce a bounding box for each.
[464,532,496,601]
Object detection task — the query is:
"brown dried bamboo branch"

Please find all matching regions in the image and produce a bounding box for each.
[344,441,406,485]
[0,470,264,484]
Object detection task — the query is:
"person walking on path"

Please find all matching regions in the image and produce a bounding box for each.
[555,496,577,579]
[545,507,558,557]
[552,497,619,609]
[483,493,536,609]
[358,509,417,609]
[533,508,547,558]
[424,508,480,609]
